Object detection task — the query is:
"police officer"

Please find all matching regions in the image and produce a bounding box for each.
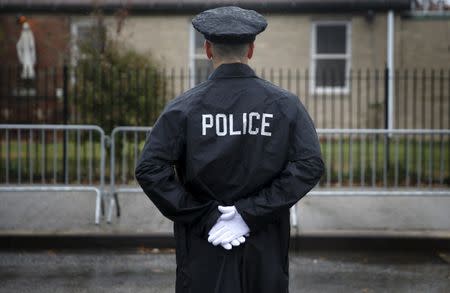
[135,6,324,293]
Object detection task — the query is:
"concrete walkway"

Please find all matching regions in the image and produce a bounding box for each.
[0,190,449,237]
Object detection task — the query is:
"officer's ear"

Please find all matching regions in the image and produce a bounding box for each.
[247,42,255,60]
[204,40,213,60]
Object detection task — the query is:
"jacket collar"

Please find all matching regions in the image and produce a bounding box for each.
[208,63,257,80]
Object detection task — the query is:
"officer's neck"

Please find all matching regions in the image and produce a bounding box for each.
[212,58,249,69]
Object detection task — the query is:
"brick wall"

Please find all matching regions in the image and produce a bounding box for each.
[0,14,70,123]
[0,14,70,67]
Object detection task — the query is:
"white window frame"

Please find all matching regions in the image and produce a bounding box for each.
[70,19,99,84]
[189,26,196,87]
[189,26,211,87]
[70,19,97,68]
[310,20,351,95]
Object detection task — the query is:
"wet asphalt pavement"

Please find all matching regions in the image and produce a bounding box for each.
[0,250,449,293]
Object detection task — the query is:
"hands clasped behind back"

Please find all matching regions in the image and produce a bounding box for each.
[208,206,250,250]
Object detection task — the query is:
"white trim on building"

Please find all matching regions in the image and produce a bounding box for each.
[189,25,196,88]
[70,18,97,67]
[310,20,352,95]
[189,26,213,87]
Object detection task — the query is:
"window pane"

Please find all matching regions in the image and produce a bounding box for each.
[194,59,213,84]
[77,26,91,41]
[315,59,346,87]
[76,24,105,54]
[195,30,205,54]
[316,25,347,54]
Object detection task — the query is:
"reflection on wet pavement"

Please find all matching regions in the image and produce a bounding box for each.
[0,250,449,293]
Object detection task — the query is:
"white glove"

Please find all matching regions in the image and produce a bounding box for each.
[208,206,246,250]
[208,206,250,249]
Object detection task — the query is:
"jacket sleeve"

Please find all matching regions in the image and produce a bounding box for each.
[134,102,221,238]
[234,97,325,233]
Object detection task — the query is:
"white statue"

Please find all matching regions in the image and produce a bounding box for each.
[16,22,36,79]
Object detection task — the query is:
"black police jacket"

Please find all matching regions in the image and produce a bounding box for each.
[135,63,324,293]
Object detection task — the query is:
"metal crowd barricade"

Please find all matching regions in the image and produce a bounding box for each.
[0,124,106,224]
[314,128,450,189]
[106,126,300,224]
[107,126,152,223]
[288,128,450,227]
[107,127,450,224]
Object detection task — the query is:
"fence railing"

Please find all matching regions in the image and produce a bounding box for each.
[0,124,107,224]
[105,126,450,222]
[1,66,449,130]
[1,124,449,224]
[316,129,450,188]
[107,126,151,222]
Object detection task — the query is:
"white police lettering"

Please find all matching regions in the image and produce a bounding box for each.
[229,114,241,135]
[201,112,273,136]
[202,114,213,135]
[216,114,227,136]
[242,113,247,135]
[248,112,260,135]
[261,113,273,136]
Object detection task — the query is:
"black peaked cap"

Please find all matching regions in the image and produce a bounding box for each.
[192,6,268,44]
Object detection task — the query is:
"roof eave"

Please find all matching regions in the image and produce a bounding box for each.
[0,1,412,15]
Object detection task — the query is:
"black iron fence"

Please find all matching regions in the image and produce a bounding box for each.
[1,65,449,130]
